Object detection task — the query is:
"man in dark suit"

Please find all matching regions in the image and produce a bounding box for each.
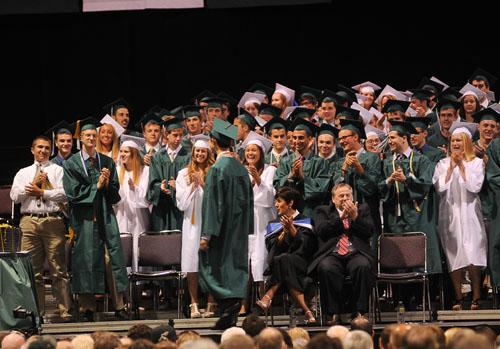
[308,183,375,325]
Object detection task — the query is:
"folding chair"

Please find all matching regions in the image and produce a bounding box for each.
[375,232,431,322]
[129,230,183,319]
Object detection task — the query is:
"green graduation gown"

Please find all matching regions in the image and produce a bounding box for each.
[486,138,500,286]
[198,154,254,299]
[148,146,191,231]
[63,151,128,294]
[332,150,382,236]
[379,150,442,273]
[415,144,446,164]
[273,152,330,218]
[427,130,449,149]
[265,148,292,168]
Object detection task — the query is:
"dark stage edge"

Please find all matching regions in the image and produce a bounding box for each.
[41,311,500,338]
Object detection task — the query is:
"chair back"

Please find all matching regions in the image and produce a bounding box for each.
[0,185,13,218]
[378,232,427,272]
[120,233,133,268]
[138,231,182,267]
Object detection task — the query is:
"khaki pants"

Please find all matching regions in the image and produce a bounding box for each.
[78,247,125,311]
[20,215,72,315]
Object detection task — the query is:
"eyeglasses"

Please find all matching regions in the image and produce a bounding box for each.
[338,134,355,141]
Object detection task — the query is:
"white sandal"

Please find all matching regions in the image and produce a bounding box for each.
[202,302,216,318]
[189,303,201,318]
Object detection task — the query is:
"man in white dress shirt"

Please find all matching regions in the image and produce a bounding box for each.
[10,135,72,320]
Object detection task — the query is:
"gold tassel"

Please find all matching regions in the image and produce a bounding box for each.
[191,199,195,225]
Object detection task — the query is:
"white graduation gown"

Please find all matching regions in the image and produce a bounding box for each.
[176,167,203,273]
[114,165,151,271]
[249,164,277,281]
[433,157,487,272]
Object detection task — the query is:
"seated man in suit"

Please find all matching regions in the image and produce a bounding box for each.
[309,183,375,325]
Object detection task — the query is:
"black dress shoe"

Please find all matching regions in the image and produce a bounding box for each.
[115,309,130,321]
[82,310,95,322]
[326,314,341,326]
[212,299,240,330]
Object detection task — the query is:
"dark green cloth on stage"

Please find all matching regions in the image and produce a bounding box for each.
[332,150,382,235]
[63,152,128,294]
[198,155,254,299]
[379,151,442,273]
[486,138,500,286]
[414,144,446,164]
[148,147,191,231]
[427,130,448,149]
[273,152,330,218]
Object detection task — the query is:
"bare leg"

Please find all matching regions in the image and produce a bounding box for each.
[289,288,312,314]
[468,265,482,302]
[187,272,198,304]
[450,269,463,309]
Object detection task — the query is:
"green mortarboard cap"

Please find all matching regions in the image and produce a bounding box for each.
[238,111,257,131]
[291,117,319,136]
[44,120,72,138]
[248,82,274,100]
[318,123,339,138]
[437,87,462,101]
[288,107,316,122]
[73,117,98,139]
[205,97,225,109]
[193,90,216,105]
[389,121,418,135]
[321,89,345,105]
[472,107,500,123]
[382,99,410,113]
[258,103,282,119]
[135,112,163,131]
[217,91,237,107]
[436,98,461,112]
[102,98,130,116]
[409,89,434,101]
[163,117,185,131]
[149,105,171,119]
[211,118,238,144]
[182,105,202,118]
[336,105,361,120]
[418,77,445,95]
[263,116,289,135]
[407,116,432,130]
[336,84,358,104]
[340,118,366,139]
[299,85,322,102]
[469,67,498,86]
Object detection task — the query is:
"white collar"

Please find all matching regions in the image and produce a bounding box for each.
[398,147,412,158]
[292,210,299,218]
[272,148,288,156]
[146,142,161,152]
[167,144,182,154]
[81,147,97,161]
[34,160,50,167]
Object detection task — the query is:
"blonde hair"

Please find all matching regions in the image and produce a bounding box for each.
[96,124,119,162]
[186,146,214,184]
[119,147,143,185]
[288,327,310,341]
[451,132,475,161]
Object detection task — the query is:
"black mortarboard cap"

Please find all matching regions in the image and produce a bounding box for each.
[135,112,163,131]
[409,89,434,101]
[336,105,361,120]
[418,77,445,95]
[469,67,498,86]
[291,117,319,136]
[258,103,282,119]
[192,90,216,105]
[318,123,340,138]
[102,98,130,116]
[472,107,500,123]
[288,107,316,122]
[407,116,432,130]
[163,117,185,131]
[248,82,274,100]
[336,84,358,104]
[382,99,411,113]
[299,85,322,102]
[340,118,366,139]
[389,121,418,135]
[436,98,461,112]
[264,116,290,135]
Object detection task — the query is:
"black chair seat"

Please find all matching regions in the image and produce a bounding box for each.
[377,272,426,280]
[130,270,180,280]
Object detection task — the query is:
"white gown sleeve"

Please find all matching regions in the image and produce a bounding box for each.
[459,158,485,194]
[175,168,197,212]
[129,166,150,208]
[253,165,277,208]
[433,158,451,193]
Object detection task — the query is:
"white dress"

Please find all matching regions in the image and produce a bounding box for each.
[249,164,277,281]
[176,167,203,273]
[114,166,151,271]
[432,157,487,272]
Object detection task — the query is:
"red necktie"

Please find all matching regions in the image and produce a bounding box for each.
[337,218,350,256]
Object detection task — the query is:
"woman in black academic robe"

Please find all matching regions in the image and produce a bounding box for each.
[256,187,317,323]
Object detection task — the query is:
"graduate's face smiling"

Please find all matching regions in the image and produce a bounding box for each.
[81,129,97,149]
[56,133,73,156]
[244,144,261,165]
[388,132,406,153]
[360,89,375,107]
[338,130,358,153]
[292,130,310,154]
[99,125,114,146]
[143,123,162,145]
[114,107,130,128]
[167,128,184,149]
[410,128,427,148]
[270,129,286,152]
[321,102,336,123]
[193,147,208,164]
[472,79,489,92]
[234,119,248,141]
[271,93,287,110]
[31,139,51,163]
[439,108,458,130]
[365,136,380,152]
[244,103,259,117]
[450,134,465,153]
[463,95,478,113]
[332,186,353,209]
[317,134,334,157]
[479,120,498,141]
[120,147,132,165]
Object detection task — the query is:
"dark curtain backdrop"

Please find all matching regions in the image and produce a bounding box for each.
[1,1,499,184]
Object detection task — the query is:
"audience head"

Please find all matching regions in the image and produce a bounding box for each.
[71,335,94,349]
[287,328,310,342]
[175,331,200,348]
[402,326,438,349]
[448,331,493,349]
[152,341,177,349]
[344,330,373,349]
[276,328,293,349]
[178,338,217,349]
[326,325,349,341]
[350,316,373,336]
[219,335,254,349]
[388,324,411,349]
[27,336,56,349]
[129,339,154,349]
[475,325,497,345]
[55,341,73,349]
[1,332,26,349]
[379,325,397,349]
[242,314,267,337]
[151,323,177,344]
[93,332,121,349]
[128,325,153,341]
[256,328,285,349]
[305,334,341,349]
[220,327,246,344]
